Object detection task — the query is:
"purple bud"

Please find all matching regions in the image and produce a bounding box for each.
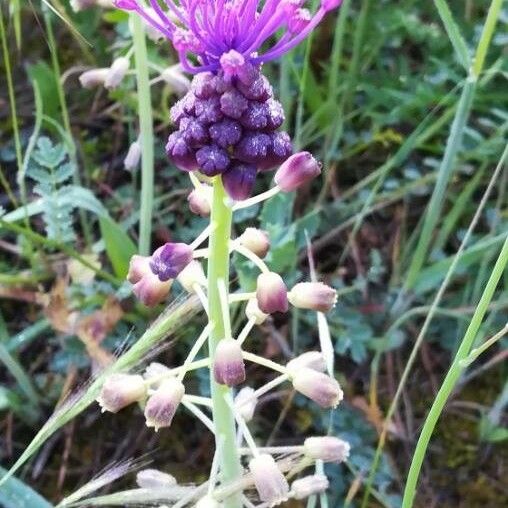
[303,436,350,463]
[265,99,285,129]
[97,373,146,413]
[240,102,269,130]
[144,378,185,431]
[182,93,196,114]
[209,119,242,148]
[256,272,289,314]
[249,454,290,506]
[213,338,246,387]
[291,475,329,500]
[237,74,272,101]
[127,255,171,307]
[274,152,321,191]
[257,131,293,171]
[239,228,270,258]
[166,132,197,172]
[149,242,193,282]
[180,117,209,146]
[196,144,231,176]
[170,100,185,126]
[222,163,257,201]
[234,132,272,164]
[220,89,249,119]
[292,368,343,408]
[195,96,223,124]
[288,282,337,312]
[191,72,216,99]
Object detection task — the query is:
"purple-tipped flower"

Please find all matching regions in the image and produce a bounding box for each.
[144,378,185,431]
[127,255,172,307]
[292,368,343,408]
[149,242,193,282]
[97,373,146,413]
[274,152,321,191]
[213,338,246,387]
[249,454,290,506]
[288,282,337,312]
[256,272,289,314]
[303,436,351,463]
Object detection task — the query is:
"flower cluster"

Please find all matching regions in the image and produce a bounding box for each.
[167,67,291,200]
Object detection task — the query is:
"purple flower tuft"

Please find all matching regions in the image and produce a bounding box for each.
[113,1,342,74]
[220,89,249,119]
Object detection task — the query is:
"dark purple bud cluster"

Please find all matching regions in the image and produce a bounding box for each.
[166,67,292,200]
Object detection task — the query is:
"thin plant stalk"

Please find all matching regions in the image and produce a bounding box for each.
[0,9,23,200]
[207,177,242,508]
[131,15,155,256]
[402,235,508,507]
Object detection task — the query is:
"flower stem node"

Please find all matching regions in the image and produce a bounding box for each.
[303,436,351,463]
[144,378,185,431]
[104,57,130,89]
[286,351,327,376]
[249,454,290,506]
[176,260,207,294]
[136,469,177,489]
[239,228,270,258]
[187,186,212,216]
[256,272,289,314]
[291,474,329,499]
[195,495,222,508]
[213,338,246,387]
[274,152,321,192]
[292,368,343,408]
[149,242,194,281]
[97,373,146,413]
[234,386,258,422]
[245,298,269,325]
[127,255,172,307]
[288,282,337,312]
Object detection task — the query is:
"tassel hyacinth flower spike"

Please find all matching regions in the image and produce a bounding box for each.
[98,1,348,505]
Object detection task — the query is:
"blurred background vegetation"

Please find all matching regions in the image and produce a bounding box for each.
[0,0,507,506]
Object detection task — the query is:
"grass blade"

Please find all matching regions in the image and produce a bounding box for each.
[434,0,471,70]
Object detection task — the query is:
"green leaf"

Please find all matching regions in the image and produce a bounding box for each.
[32,137,66,168]
[0,467,52,508]
[99,218,137,279]
[26,62,60,123]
